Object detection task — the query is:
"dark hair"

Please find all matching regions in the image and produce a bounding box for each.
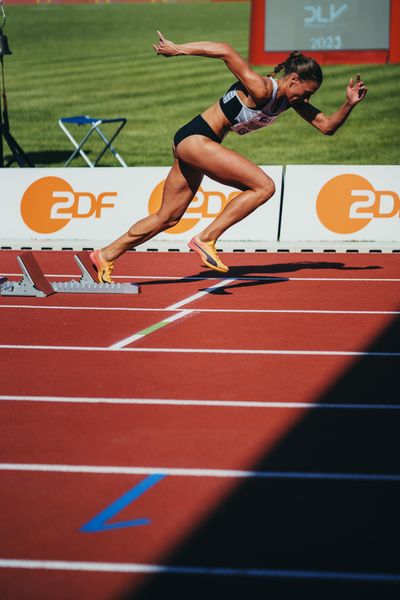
[269,51,323,85]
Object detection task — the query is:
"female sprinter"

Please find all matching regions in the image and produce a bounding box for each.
[91,31,367,281]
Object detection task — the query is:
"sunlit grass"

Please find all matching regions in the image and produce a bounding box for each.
[3,3,399,167]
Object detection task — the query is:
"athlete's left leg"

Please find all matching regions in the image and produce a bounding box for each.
[102,159,203,260]
[91,158,203,283]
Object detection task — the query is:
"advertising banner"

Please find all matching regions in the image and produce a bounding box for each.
[280,165,400,242]
[0,167,283,248]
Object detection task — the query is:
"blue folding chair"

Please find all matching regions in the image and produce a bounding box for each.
[59,115,128,167]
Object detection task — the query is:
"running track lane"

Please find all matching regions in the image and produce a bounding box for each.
[1,470,400,572]
[0,251,399,599]
[1,251,399,313]
[2,350,399,402]
[0,309,397,350]
[1,401,400,472]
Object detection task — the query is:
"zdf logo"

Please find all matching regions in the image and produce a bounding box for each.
[316,174,400,234]
[148,179,239,234]
[20,177,117,234]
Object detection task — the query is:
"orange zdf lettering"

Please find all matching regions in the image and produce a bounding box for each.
[148,179,239,234]
[316,174,400,234]
[20,177,117,234]
[51,191,117,220]
[349,190,400,220]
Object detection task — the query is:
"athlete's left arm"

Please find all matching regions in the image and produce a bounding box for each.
[293,75,367,135]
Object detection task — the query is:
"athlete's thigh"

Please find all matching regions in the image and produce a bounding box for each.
[159,158,204,218]
[176,137,270,191]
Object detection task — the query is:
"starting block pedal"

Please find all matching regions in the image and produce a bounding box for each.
[0,252,141,297]
[0,252,56,297]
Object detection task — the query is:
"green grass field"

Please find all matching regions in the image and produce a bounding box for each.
[2,3,399,167]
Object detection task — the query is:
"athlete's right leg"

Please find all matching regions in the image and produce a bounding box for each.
[177,136,276,241]
[175,135,276,273]
[91,158,203,283]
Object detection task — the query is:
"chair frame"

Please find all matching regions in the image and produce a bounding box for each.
[58,115,128,167]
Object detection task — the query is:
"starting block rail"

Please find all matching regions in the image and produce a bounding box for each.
[0,252,141,297]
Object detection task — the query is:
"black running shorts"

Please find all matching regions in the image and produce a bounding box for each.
[173,114,222,148]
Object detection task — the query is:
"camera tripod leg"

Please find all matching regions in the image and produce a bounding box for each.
[0,53,34,168]
[1,126,34,167]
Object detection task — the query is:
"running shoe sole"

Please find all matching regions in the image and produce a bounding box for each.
[188,237,229,273]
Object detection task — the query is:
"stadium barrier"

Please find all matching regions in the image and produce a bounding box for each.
[281,166,400,245]
[0,166,399,252]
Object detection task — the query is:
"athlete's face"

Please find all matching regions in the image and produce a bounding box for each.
[284,74,320,104]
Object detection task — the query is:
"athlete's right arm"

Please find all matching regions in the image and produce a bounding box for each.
[153,31,272,104]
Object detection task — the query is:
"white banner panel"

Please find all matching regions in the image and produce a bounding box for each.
[0,167,282,246]
[280,166,400,242]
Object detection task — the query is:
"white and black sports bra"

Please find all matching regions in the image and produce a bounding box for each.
[219,77,289,136]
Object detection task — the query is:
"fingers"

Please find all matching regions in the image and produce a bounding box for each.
[154,31,166,55]
[349,73,366,99]
[349,74,363,87]
[354,73,365,88]
[153,31,164,55]
[355,73,366,98]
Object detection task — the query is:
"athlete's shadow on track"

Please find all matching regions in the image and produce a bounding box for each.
[136,260,382,295]
[212,260,382,276]
[196,260,382,294]
[136,273,288,295]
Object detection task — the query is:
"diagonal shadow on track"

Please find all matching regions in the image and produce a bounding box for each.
[134,260,381,292]
[119,314,400,600]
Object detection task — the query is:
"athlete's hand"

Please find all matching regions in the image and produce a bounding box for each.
[153,31,180,57]
[346,73,368,106]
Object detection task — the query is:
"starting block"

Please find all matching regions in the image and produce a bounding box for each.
[0,252,140,297]
[0,253,56,298]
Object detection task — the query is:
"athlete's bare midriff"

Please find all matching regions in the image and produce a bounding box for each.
[201,101,232,139]
[201,77,282,139]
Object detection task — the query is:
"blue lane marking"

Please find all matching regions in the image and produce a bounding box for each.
[80,474,166,533]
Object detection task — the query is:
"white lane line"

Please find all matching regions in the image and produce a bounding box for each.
[1,305,398,315]
[1,345,399,357]
[0,395,399,411]
[109,278,235,349]
[166,278,236,310]
[0,559,398,582]
[1,463,399,482]
[2,273,400,282]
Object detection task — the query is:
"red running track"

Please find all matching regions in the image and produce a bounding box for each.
[0,250,399,600]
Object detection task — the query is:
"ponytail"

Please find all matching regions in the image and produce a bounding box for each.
[268,51,323,85]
